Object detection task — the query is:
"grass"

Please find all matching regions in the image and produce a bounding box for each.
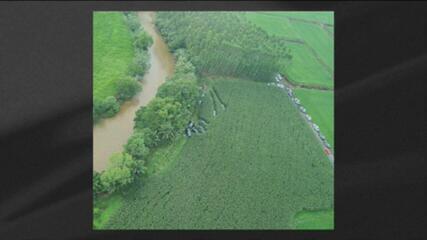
[290,21,334,71]
[104,78,333,229]
[293,209,334,229]
[256,11,334,25]
[285,44,333,88]
[294,88,334,149]
[245,12,299,39]
[244,12,334,89]
[93,12,135,101]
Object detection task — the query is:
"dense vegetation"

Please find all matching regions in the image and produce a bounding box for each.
[106,78,333,229]
[94,11,334,229]
[93,12,152,124]
[94,48,200,199]
[155,12,292,82]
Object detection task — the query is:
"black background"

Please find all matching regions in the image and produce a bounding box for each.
[0,1,426,239]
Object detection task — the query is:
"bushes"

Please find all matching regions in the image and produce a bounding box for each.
[134,30,153,50]
[124,131,150,160]
[129,50,149,77]
[116,76,142,102]
[94,96,120,123]
[134,97,191,145]
[133,51,200,146]
[94,152,145,196]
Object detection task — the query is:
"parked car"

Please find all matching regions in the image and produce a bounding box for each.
[324,141,331,149]
[319,133,326,140]
[305,114,312,121]
[299,106,306,113]
[294,98,301,105]
[312,123,320,132]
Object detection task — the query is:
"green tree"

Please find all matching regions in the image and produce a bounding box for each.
[100,152,142,194]
[116,76,142,102]
[124,131,150,160]
[134,30,153,50]
[134,97,191,144]
[156,79,199,110]
[93,171,105,197]
[94,96,120,121]
[129,50,149,77]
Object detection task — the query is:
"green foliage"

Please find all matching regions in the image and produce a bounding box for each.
[115,76,142,102]
[93,171,105,197]
[123,12,141,33]
[93,96,120,123]
[124,131,150,160]
[105,78,333,229]
[156,79,199,111]
[155,12,292,82]
[100,152,143,194]
[134,97,191,144]
[134,30,153,50]
[128,49,149,77]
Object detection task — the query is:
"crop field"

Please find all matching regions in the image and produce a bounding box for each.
[245,12,333,89]
[105,78,333,229]
[294,88,334,149]
[93,12,135,101]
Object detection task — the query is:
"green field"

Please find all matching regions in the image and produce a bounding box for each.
[244,13,299,39]
[245,12,333,89]
[291,21,333,71]
[93,12,135,101]
[286,44,333,88]
[294,88,334,149]
[105,78,333,229]
[293,209,334,229]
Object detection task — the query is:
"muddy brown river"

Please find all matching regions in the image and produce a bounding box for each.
[93,12,175,172]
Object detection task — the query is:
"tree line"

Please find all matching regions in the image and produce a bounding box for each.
[155,12,292,82]
[93,49,200,198]
[93,12,153,124]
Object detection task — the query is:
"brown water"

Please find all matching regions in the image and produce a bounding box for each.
[93,12,175,172]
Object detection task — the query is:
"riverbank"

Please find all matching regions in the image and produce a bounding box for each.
[93,12,175,172]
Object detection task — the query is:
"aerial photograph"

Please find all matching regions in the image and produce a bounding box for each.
[93,11,334,230]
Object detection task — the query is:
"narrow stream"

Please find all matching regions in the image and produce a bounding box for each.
[93,12,175,172]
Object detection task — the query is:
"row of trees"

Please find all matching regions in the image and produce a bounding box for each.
[155,12,292,82]
[93,12,152,124]
[94,50,200,198]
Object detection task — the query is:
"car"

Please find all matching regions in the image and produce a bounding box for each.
[324,141,331,149]
[312,123,320,132]
[299,106,306,113]
[277,83,285,89]
[319,133,326,140]
[305,114,312,121]
[294,98,301,105]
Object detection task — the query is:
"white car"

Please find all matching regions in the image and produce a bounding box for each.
[299,106,306,113]
[305,114,312,121]
[294,98,300,105]
[319,133,326,140]
[312,123,320,132]
[277,83,285,89]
